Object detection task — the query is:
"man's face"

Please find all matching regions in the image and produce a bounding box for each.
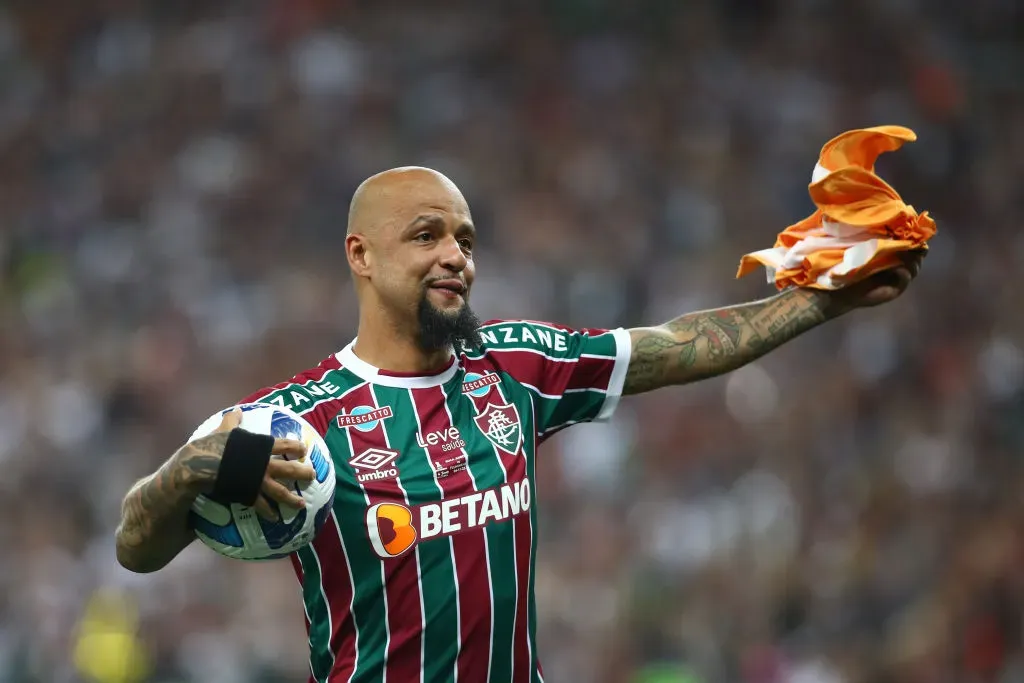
[363,174,481,350]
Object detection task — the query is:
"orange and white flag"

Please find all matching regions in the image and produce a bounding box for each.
[737,125,936,290]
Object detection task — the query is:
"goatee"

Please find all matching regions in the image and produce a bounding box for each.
[416,297,482,353]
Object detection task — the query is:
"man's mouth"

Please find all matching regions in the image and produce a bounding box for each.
[428,279,466,296]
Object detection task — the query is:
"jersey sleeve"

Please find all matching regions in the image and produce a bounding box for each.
[473,319,632,439]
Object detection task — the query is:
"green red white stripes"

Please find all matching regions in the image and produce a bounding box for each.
[232,320,630,683]
[342,381,423,683]
[459,373,536,682]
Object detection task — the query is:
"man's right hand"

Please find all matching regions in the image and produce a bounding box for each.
[175,407,315,521]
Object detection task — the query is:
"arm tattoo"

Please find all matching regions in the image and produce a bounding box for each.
[623,288,840,395]
[114,432,230,572]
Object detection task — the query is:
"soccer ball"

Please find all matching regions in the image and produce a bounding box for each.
[187,403,336,560]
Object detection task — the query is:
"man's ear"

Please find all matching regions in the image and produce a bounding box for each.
[346,233,372,277]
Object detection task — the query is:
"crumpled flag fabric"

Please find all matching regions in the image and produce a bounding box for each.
[737,125,936,290]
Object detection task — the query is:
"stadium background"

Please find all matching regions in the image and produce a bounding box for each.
[2,1,1022,682]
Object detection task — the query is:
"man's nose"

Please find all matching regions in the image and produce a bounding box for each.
[437,236,467,271]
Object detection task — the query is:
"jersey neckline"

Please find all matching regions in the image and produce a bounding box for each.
[336,340,460,389]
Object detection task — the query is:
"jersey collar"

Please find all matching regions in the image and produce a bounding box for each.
[336,340,460,389]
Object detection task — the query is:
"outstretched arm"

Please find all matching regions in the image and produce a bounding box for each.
[622,250,925,395]
[623,288,841,395]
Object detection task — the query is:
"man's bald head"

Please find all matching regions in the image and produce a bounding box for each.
[343,165,481,353]
[347,166,467,237]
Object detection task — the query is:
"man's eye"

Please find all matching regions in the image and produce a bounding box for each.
[414,233,433,242]
[458,238,473,251]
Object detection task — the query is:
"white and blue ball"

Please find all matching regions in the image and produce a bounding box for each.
[187,403,335,560]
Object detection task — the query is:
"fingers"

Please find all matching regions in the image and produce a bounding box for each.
[267,458,316,483]
[910,253,924,278]
[892,266,912,291]
[254,495,280,522]
[273,438,308,458]
[900,249,926,278]
[215,407,243,432]
[261,477,306,509]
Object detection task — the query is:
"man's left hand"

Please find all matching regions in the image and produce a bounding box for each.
[825,249,926,311]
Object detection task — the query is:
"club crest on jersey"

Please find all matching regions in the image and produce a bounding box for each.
[462,372,500,397]
[474,402,522,456]
[336,405,393,432]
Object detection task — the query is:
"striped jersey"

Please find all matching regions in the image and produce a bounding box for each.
[241,319,632,683]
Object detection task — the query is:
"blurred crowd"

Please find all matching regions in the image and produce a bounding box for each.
[2,0,1023,682]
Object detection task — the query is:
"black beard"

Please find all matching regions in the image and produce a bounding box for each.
[416,296,482,353]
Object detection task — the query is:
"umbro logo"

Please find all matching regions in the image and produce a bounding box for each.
[349,448,400,484]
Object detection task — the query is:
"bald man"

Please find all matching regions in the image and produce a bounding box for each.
[115,167,924,682]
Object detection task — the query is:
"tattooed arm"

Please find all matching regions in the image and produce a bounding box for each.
[114,432,228,573]
[115,409,311,573]
[623,288,846,395]
[621,250,925,394]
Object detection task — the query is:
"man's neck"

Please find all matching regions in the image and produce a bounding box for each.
[352,314,452,375]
